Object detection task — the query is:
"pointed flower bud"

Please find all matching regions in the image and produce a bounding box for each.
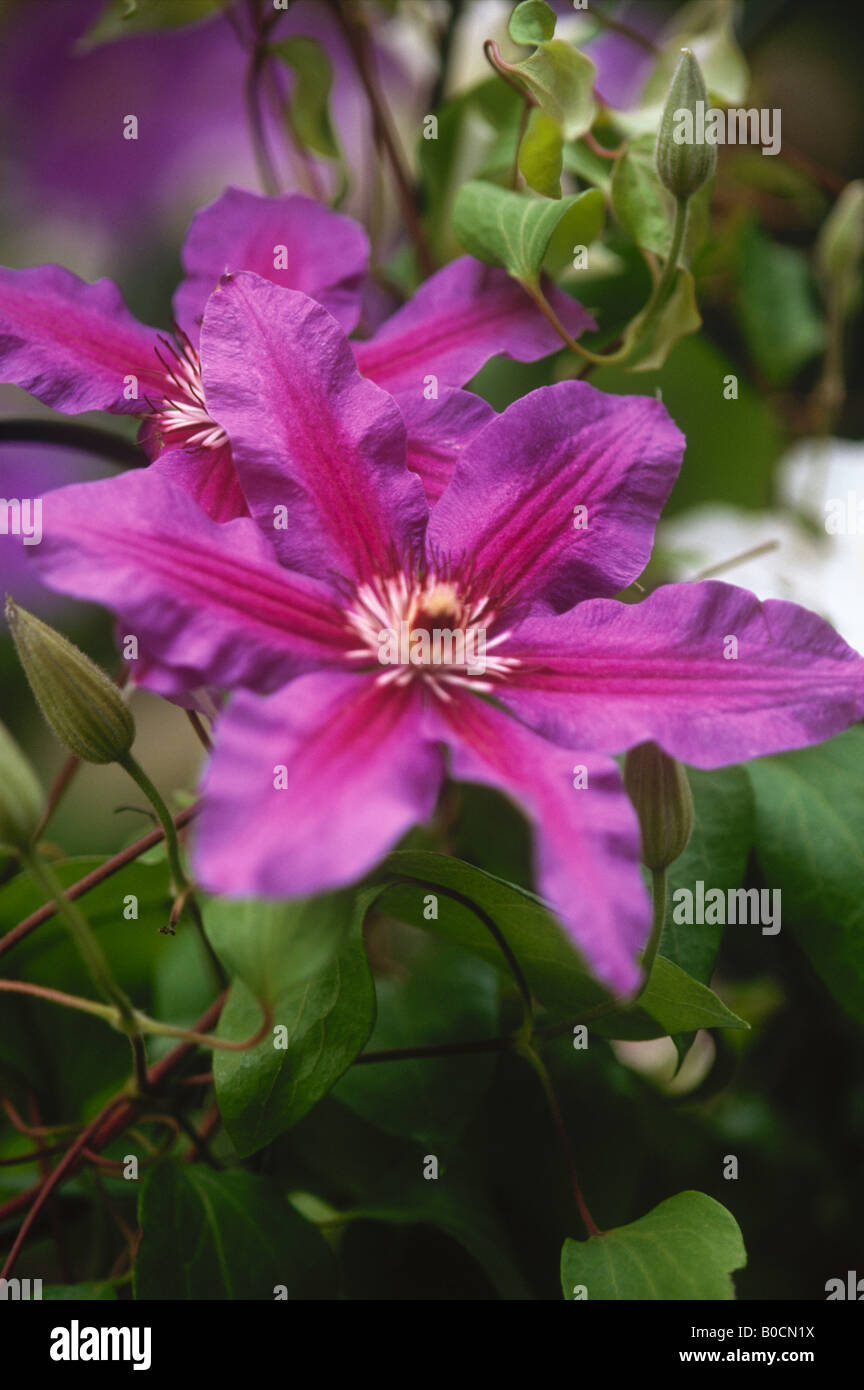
[624,741,694,871]
[0,719,43,851]
[655,48,717,200]
[6,597,135,764]
[816,179,864,315]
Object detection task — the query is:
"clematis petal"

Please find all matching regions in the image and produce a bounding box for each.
[173,186,369,338]
[147,445,249,523]
[428,693,648,994]
[200,274,428,585]
[195,672,443,896]
[0,264,166,413]
[427,381,684,613]
[33,467,351,694]
[500,580,864,768]
[352,257,595,394]
[397,386,496,503]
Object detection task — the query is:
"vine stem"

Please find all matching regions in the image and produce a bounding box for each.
[526,194,690,367]
[520,1042,601,1239]
[243,1,281,195]
[0,977,271,1052]
[20,847,149,1093]
[333,0,434,275]
[383,875,534,1026]
[118,754,227,988]
[0,806,197,963]
[637,866,668,996]
[32,752,80,841]
[0,1095,128,1280]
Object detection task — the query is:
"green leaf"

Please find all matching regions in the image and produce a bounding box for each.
[621,267,702,372]
[661,766,755,984]
[418,78,523,260]
[747,727,864,1025]
[135,1164,336,1300]
[204,889,354,1004]
[272,36,340,161]
[78,0,222,49]
[509,41,596,141]
[213,895,375,1156]
[612,141,672,258]
[736,224,825,385]
[518,107,563,198]
[561,1190,746,1299]
[376,850,606,1013]
[374,852,747,1040]
[612,136,714,261]
[452,180,603,286]
[509,0,556,45]
[606,956,748,1040]
[334,934,499,1145]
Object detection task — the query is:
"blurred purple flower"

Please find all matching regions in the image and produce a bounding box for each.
[587,3,664,111]
[0,187,593,521]
[28,275,864,991]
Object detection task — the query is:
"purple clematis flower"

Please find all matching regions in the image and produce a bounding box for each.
[0,187,592,524]
[26,274,864,993]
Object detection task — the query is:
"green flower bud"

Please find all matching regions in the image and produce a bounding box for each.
[624,741,694,871]
[0,719,43,851]
[816,179,864,316]
[6,597,135,765]
[655,48,717,200]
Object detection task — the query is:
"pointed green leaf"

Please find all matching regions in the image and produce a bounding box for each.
[375,851,747,1039]
[452,180,603,286]
[213,895,375,1155]
[622,266,702,371]
[79,0,222,49]
[561,1190,746,1299]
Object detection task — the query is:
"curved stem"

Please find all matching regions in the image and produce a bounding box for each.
[118,754,227,988]
[527,193,690,368]
[0,806,197,963]
[384,875,534,1026]
[333,0,433,275]
[0,1095,128,1280]
[118,755,186,896]
[19,850,147,1092]
[521,1042,600,1238]
[0,976,271,1052]
[637,866,668,996]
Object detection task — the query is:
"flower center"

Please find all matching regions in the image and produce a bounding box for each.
[344,573,519,699]
[151,331,228,452]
